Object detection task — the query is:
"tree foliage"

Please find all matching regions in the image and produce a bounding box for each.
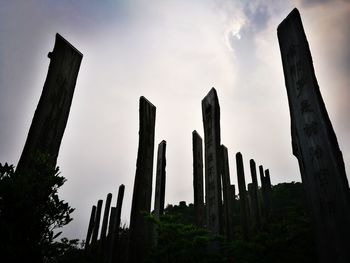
[148,182,317,263]
[0,156,75,263]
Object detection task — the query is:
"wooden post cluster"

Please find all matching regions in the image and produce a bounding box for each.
[278,8,350,263]
[84,185,125,262]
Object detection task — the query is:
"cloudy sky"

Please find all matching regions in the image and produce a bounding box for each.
[1,0,349,240]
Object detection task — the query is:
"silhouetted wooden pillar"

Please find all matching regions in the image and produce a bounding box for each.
[229,184,236,210]
[101,193,112,240]
[128,97,156,263]
[236,152,248,240]
[109,184,125,263]
[192,130,205,227]
[101,193,112,258]
[85,205,96,250]
[91,199,103,247]
[278,8,350,263]
[16,34,82,174]
[154,140,167,219]
[221,145,234,240]
[115,184,125,240]
[249,159,261,231]
[259,165,268,218]
[202,88,223,236]
[264,169,272,213]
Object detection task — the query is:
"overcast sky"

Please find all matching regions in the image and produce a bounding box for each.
[1,0,349,241]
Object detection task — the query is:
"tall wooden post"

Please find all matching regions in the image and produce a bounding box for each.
[128,97,156,263]
[101,193,112,258]
[192,130,205,227]
[91,200,103,247]
[249,159,261,231]
[154,140,167,219]
[259,165,268,218]
[278,8,350,263]
[85,205,96,250]
[101,193,112,241]
[108,184,125,263]
[202,88,223,236]
[16,34,82,174]
[236,152,248,240]
[221,145,235,240]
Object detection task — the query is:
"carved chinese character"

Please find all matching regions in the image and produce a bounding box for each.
[303,121,318,137]
[309,145,323,160]
[296,77,307,97]
[208,153,213,162]
[290,60,303,76]
[287,44,299,59]
[301,100,313,114]
[315,168,329,187]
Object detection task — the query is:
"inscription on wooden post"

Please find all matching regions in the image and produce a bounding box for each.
[236,152,248,240]
[128,97,156,263]
[154,140,167,219]
[278,8,350,263]
[17,34,82,173]
[202,88,223,236]
[221,145,235,240]
[192,130,205,227]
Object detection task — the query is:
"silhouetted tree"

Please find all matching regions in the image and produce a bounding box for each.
[0,155,74,263]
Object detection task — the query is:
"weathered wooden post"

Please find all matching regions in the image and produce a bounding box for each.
[101,193,112,259]
[278,8,350,263]
[16,33,82,174]
[192,130,205,227]
[91,200,103,247]
[106,207,116,263]
[108,184,125,263]
[128,97,156,263]
[101,193,112,241]
[249,159,261,231]
[259,164,268,218]
[85,205,96,250]
[229,184,236,211]
[236,152,248,240]
[202,88,223,237]
[264,169,272,213]
[221,145,235,240]
[114,184,125,242]
[154,140,167,219]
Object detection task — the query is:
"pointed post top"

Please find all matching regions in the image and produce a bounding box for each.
[277,8,303,36]
[55,33,83,57]
[221,144,228,151]
[192,130,201,136]
[140,96,156,109]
